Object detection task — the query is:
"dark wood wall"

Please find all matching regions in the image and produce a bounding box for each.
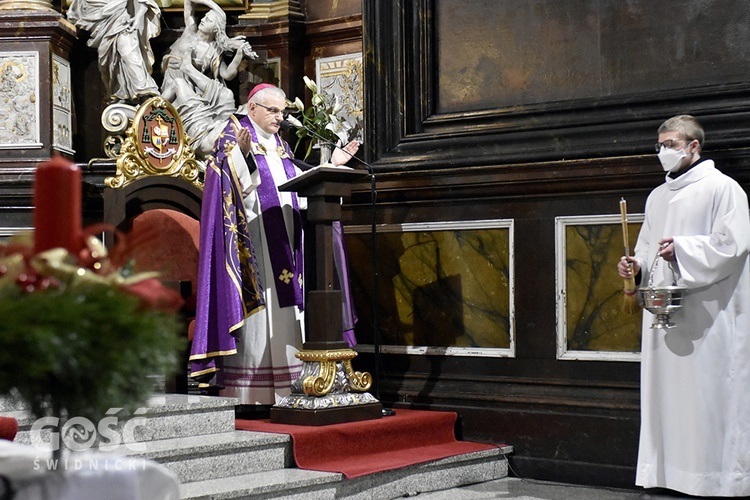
[347,0,750,489]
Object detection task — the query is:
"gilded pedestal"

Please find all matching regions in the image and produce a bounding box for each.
[272,347,381,425]
[273,166,380,426]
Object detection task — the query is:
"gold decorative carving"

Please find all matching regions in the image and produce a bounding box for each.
[295,349,358,363]
[239,0,302,21]
[0,0,55,11]
[295,349,372,396]
[105,96,203,190]
[344,361,373,392]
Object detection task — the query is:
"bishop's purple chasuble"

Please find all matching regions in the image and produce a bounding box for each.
[189,119,265,378]
[190,114,359,382]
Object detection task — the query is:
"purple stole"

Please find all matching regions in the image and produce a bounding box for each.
[243,116,304,309]
[189,115,266,378]
[333,220,358,346]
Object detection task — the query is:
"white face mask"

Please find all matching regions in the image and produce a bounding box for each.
[658,146,687,172]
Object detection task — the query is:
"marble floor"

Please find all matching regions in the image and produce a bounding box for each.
[414,477,705,499]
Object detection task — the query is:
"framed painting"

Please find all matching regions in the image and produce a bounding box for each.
[344,219,515,358]
[555,214,644,361]
[239,58,281,109]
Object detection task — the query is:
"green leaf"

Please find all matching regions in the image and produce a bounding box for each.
[0,284,186,421]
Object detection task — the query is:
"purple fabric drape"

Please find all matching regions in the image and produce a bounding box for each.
[333,220,358,346]
[189,115,265,378]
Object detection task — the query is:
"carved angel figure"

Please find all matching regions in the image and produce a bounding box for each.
[68,0,161,103]
[160,0,258,158]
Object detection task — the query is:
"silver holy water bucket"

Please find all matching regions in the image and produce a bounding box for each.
[637,257,687,329]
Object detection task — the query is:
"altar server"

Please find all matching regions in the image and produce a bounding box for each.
[618,115,750,497]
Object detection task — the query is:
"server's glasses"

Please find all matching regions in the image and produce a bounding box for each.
[654,139,688,153]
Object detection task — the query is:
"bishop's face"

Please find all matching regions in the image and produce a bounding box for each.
[249,94,286,135]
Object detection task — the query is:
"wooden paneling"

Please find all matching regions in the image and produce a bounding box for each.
[359,0,750,487]
[362,0,750,170]
[302,0,361,21]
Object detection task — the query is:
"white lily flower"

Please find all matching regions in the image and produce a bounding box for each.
[292,75,355,160]
[332,95,343,115]
[326,117,352,145]
[303,76,318,93]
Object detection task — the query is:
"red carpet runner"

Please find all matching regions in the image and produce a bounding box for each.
[236,408,498,478]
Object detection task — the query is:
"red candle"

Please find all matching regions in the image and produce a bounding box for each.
[33,156,83,255]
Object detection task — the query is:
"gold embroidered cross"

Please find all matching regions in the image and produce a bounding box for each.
[251,142,267,155]
[279,269,294,284]
[297,274,303,288]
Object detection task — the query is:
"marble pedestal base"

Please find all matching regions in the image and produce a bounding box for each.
[270,400,382,426]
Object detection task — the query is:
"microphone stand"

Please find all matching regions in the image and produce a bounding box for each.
[281,119,393,416]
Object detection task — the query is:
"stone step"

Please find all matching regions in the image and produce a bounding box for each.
[0,394,25,412]
[336,447,508,500]
[180,468,341,500]
[3,393,512,498]
[115,430,291,483]
[180,446,509,500]
[6,394,238,446]
[121,394,238,442]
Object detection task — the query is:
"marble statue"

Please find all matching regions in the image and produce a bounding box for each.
[160,0,258,158]
[67,0,161,103]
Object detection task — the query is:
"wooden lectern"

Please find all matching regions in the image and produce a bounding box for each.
[271,166,382,425]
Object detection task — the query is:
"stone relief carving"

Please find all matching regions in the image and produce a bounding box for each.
[316,54,364,143]
[0,52,40,148]
[52,55,74,154]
